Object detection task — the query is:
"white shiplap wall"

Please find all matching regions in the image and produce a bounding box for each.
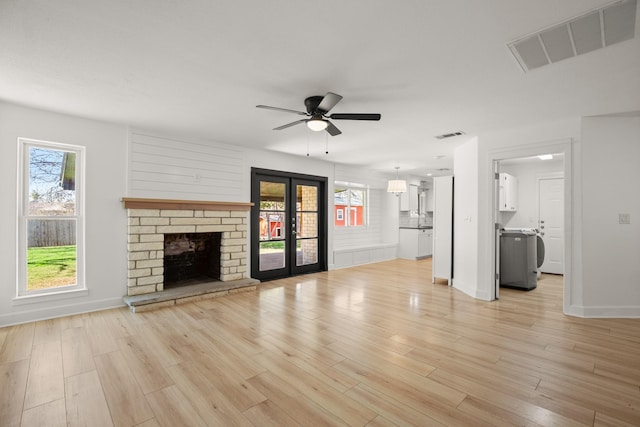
[128,130,245,201]
[332,163,396,249]
[333,188,385,249]
[331,164,398,268]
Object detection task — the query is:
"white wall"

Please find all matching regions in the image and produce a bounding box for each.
[468,115,640,317]
[329,164,399,268]
[332,163,397,249]
[452,138,481,298]
[500,159,564,229]
[128,130,246,201]
[0,102,129,326]
[475,118,581,304]
[580,115,640,316]
[0,102,399,325]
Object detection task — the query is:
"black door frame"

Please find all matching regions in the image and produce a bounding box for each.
[250,168,328,281]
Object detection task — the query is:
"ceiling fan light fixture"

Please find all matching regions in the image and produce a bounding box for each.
[307,116,328,131]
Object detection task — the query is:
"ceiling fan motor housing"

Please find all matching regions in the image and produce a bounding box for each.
[304,96,324,114]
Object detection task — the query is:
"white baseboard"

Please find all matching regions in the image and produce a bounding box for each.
[566,304,640,318]
[452,279,492,301]
[0,297,126,327]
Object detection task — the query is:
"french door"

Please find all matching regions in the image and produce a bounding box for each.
[251,168,327,281]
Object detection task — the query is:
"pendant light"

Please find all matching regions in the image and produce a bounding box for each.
[387,166,407,196]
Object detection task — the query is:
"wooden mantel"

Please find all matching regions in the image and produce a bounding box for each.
[121,197,254,211]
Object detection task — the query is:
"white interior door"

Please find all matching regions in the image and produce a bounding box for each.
[432,176,453,285]
[494,162,501,300]
[539,178,564,274]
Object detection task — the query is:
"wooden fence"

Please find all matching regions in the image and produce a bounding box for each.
[28,220,76,247]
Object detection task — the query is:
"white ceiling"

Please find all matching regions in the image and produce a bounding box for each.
[1,0,639,177]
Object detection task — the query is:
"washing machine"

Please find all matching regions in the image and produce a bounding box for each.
[500,228,544,290]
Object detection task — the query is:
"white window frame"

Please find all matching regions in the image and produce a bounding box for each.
[16,138,86,299]
[334,182,368,228]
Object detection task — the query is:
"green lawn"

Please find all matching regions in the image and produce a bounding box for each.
[27,245,76,290]
[260,241,285,249]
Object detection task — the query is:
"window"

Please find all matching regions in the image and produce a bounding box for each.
[17,138,85,297]
[334,184,367,227]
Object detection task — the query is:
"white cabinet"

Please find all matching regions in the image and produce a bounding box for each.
[400,184,419,212]
[400,190,409,211]
[419,229,433,257]
[499,173,518,212]
[398,228,432,259]
[409,184,418,213]
[425,188,434,212]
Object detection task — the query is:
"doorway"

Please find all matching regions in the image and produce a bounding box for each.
[250,168,327,281]
[490,142,570,306]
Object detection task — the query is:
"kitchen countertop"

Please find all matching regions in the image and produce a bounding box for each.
[399,226,433,229]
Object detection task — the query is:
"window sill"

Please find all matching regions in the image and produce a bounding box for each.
[12,288,89,306]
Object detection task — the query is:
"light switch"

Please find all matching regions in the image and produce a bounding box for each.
[619,213,631,224]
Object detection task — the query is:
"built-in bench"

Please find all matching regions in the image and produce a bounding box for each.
[332,243,397,269]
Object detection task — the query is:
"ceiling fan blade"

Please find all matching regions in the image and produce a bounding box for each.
[273,119,307,130]
[256,105,307,115]
[316,92,343,114]
[325,121,342,136]
[329,113,381,121]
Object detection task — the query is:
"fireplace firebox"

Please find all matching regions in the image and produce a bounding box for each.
[163,232,221,288]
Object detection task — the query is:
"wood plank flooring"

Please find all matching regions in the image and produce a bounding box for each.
[1,258,640,426]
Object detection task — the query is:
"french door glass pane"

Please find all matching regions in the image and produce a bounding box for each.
[259,211,285,241]
[297,185,317,211]
[259,241,285,271]
[296,213,317,238]
[259,181,287,271]
[296,184,319,267]
[296,238,318,266]
[27,219,77,290]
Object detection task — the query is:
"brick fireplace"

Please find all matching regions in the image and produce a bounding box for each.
[122,198,253,297]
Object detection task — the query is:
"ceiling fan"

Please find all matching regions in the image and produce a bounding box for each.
[256,92,381,136]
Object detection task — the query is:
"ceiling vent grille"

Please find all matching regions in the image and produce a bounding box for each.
[434,131,465,140]
[508,0,637,72]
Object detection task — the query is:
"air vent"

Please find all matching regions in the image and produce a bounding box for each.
[435,131,465,140]
[508,0,637,72]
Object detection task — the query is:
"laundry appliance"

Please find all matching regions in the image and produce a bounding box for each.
[499,228,545,290]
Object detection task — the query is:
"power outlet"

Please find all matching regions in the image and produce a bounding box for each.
[618,213,631,224]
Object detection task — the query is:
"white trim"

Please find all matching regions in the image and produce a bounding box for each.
[453,279,492,301]
[333,184,368,228]
[487,139,573,314]
[569,305,640,318]
[12,288,89,305]
[17,138,86,298]
[0,297,125,328]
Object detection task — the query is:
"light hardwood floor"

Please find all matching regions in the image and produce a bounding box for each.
[2,258,640,426]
